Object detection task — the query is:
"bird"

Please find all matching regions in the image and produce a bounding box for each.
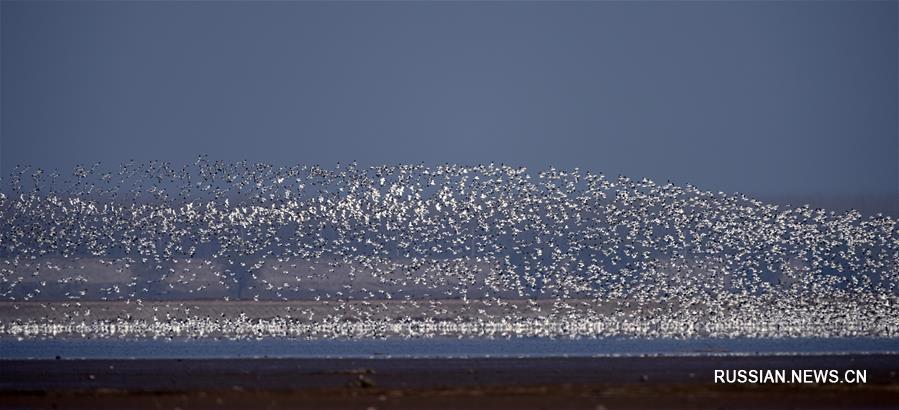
[0,157,896,341]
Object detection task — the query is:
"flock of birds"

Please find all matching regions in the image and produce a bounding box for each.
[1,158,897,339]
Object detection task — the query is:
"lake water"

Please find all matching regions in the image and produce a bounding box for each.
[2,337,897,360]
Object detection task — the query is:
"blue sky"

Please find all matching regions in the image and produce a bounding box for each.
[2,1,896,200]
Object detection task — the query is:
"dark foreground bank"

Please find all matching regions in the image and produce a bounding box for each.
[2,355,898,409]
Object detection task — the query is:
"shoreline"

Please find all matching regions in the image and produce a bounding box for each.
[2,355,898,409]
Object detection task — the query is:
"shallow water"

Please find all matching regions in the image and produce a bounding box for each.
[2,337,898,360]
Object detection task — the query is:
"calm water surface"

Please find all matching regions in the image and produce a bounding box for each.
[2,338,897,359]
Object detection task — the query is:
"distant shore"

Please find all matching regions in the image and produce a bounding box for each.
[2,355,898,409]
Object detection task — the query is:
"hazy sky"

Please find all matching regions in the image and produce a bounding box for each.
[2,1,897,198]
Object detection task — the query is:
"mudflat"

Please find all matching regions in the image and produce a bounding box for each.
[2,355,897,409]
